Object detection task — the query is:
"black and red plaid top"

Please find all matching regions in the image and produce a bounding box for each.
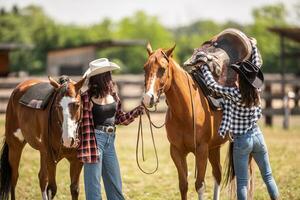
[77,91,143,163]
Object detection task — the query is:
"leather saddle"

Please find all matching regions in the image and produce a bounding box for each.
[184,28,252,87]
[19,82,55,110]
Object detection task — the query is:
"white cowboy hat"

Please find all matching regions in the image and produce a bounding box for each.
[81,58,120,92]
[83,58,120,79]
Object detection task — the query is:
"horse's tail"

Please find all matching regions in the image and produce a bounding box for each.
[223,142,255,199]
[0,142,11,200]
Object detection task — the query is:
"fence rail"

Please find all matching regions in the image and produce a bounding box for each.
[0,74,299,128]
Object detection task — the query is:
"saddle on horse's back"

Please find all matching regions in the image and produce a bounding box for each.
[184,28,254,110]
[19,82,55,110]
[184,28,253,86]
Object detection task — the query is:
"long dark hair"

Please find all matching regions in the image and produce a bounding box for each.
[239,75,260,107]
[88,71,116,98]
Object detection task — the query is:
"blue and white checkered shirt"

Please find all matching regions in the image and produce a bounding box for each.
[200,41,263,138]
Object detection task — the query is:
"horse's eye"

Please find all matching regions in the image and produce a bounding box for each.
[157,67,166,77]
[70,102,80,110]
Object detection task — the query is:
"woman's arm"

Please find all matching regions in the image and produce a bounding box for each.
[115,101,144,125]
[200,65,241,101]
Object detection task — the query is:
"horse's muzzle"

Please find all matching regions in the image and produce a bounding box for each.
[142,93,155,108]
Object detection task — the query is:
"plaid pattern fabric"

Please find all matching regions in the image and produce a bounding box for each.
[250,39,262,67]
[201,65,262,138]
[77,91,143,163]
[114,93,144,125]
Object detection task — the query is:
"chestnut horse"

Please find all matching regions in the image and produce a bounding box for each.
[142,43,227,200]
[0,76,85,200]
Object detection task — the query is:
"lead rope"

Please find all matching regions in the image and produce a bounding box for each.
[136,106,164,174]
[185,72,198,178]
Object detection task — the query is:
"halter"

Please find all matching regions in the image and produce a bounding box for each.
[48,81,82,163]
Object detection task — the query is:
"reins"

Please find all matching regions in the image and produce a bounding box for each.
[136,51,198,178]
[136,51,170,174]
[136,105,164,174]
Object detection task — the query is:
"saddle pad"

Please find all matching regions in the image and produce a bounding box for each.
[19,82,55,110]
[190,70,224,111]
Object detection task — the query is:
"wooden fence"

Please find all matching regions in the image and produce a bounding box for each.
[0,74,299,128]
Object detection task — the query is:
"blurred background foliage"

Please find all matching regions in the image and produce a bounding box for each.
[0,2,299,74]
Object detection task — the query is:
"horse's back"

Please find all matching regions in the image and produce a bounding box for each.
[5,79,49,149]
[15,79,46,95]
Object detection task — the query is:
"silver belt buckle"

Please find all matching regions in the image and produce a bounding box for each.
[106,126,115,133]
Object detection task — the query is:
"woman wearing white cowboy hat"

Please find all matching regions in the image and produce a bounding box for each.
[77,58,144,200]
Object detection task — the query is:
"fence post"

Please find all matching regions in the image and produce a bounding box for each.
[283,94,290,129]
[265,83,273,126]
[294,86,299,107]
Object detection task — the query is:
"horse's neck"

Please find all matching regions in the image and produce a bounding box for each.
[49,98,63,147]
[165,60,198,118]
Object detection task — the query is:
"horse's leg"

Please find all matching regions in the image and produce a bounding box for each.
[39,150,49,200]
[4,103,26,200]
[195,143,209,200]
[68,156,83,200]
[7,137,26,200]
[170,144,188,200]
[46,160,57,200]
[208,147,221,200]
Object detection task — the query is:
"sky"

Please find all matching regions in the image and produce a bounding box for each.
[1,0,299,27]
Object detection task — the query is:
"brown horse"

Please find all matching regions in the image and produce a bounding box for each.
[142,43,227,200]
[0,76,85,200]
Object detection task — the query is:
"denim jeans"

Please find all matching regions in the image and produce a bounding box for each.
[84,129,125,200]
[232,125,279,200]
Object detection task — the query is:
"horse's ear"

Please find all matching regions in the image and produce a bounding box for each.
[48,76,60,88]
[74,76,87,91]
[146,42,153,55]
[165,44,176,57]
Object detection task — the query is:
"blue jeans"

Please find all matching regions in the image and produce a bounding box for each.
[84,129,125,200]
[233,125,279,200]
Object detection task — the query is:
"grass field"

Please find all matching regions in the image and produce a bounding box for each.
[0,114,300,200]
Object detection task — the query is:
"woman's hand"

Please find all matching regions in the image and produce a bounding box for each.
[137,104,145,115]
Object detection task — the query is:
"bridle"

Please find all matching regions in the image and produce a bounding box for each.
[48,82,82,163]
[137,51,198,178]
[135,50,171,174]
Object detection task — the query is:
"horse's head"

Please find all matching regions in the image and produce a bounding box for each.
[142,42,175,108]
[48,76,86,148]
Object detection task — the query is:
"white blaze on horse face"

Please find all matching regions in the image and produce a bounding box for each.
[60,96,77,148]
[143,76,156,107]
[13,129,24,142]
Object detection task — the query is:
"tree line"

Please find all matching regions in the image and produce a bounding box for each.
[0,3,299,75]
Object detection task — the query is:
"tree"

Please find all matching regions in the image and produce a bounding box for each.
[99,11,173,73]
[246,3,288,73]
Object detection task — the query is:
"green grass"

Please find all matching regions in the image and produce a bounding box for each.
[0,114,300,199]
